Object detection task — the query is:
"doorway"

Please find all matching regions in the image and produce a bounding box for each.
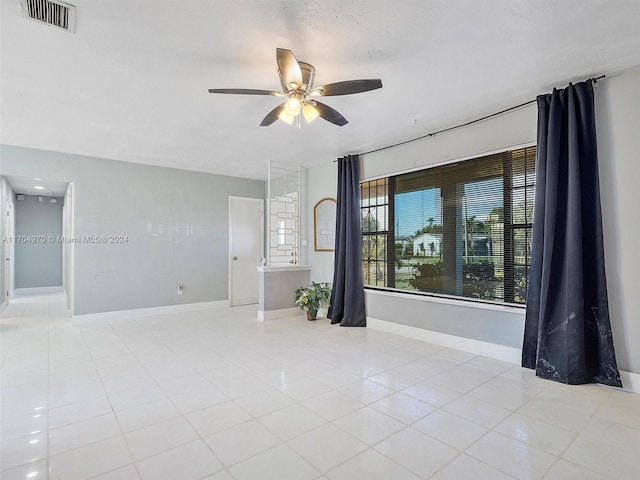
[229,196,264,306]
[14,193,64,291]
[2,175,72,310]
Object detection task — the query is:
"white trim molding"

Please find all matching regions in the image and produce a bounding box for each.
[367,317,521,364]
[367,317,640,394]
[0,299,7,316]
[72,300,229,325]
[620,370,640,394]
[15,286,64,295]
[258,306,303,321]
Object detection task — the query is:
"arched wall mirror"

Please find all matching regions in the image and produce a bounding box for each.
[313,198,336,251]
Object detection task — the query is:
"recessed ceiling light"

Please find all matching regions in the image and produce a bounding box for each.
[34,177,42,181]
[34,186,45,190]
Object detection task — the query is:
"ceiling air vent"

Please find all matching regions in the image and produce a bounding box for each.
[20,0,76,33]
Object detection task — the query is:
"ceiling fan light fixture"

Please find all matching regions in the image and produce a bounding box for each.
[278,110,295,125]
[302,103,319,123]
[285,97,301,115]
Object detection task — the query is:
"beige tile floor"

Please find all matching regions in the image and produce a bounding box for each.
[1,292,639,479]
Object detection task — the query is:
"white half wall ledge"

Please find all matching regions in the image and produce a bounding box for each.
[366,317,640,395]
[257,265,311,272]
[72,300,230,325]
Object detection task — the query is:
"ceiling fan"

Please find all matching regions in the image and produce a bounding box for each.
[208,48,382,127]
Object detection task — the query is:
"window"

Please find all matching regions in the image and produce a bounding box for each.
[361,146,536,305]
[361,178,389,287]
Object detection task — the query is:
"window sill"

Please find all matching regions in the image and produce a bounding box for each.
[364,287,526,314]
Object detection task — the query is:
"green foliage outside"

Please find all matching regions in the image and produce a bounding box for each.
[409,259,501,301]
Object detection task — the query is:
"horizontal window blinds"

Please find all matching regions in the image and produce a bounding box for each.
[361,146,536,305]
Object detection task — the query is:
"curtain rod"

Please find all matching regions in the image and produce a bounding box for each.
[335,75,605,160]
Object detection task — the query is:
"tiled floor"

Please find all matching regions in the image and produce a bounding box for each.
[1,293,639,480]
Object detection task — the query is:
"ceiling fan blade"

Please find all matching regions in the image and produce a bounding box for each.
[312,79,383,96]
[313,101,348,126]
[208,88,281,96]
[276,48,303,89]
[260,103,286,126]
[298,62,315,90]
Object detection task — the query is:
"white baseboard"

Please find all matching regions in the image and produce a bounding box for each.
[367,317,522,364]
[15,286,64,295]
[72,300,229,325]
[258,307,303,321]
[367,317,640,394]
[620,370,640,394]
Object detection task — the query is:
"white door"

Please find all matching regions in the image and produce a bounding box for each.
[229,196,264,306]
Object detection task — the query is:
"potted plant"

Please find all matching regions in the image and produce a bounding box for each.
[294,282,332,321]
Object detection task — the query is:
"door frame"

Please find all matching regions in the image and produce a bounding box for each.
[2,182,15,302]
[228,196,264,306]
[62,182,75,313]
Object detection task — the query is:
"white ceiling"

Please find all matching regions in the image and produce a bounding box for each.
[1,0,639,181]
[5,175,68,197]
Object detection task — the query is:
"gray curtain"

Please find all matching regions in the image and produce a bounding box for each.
[522,80,622,387]
[328,155,366,327]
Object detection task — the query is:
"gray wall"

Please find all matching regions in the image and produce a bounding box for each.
[15,194,63,288]
[307,162,338,284]
[366,291,524,348]
[307,63,640,375]
[259,268,311,311]
[0,146,265,315]
[596,65,640,376]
